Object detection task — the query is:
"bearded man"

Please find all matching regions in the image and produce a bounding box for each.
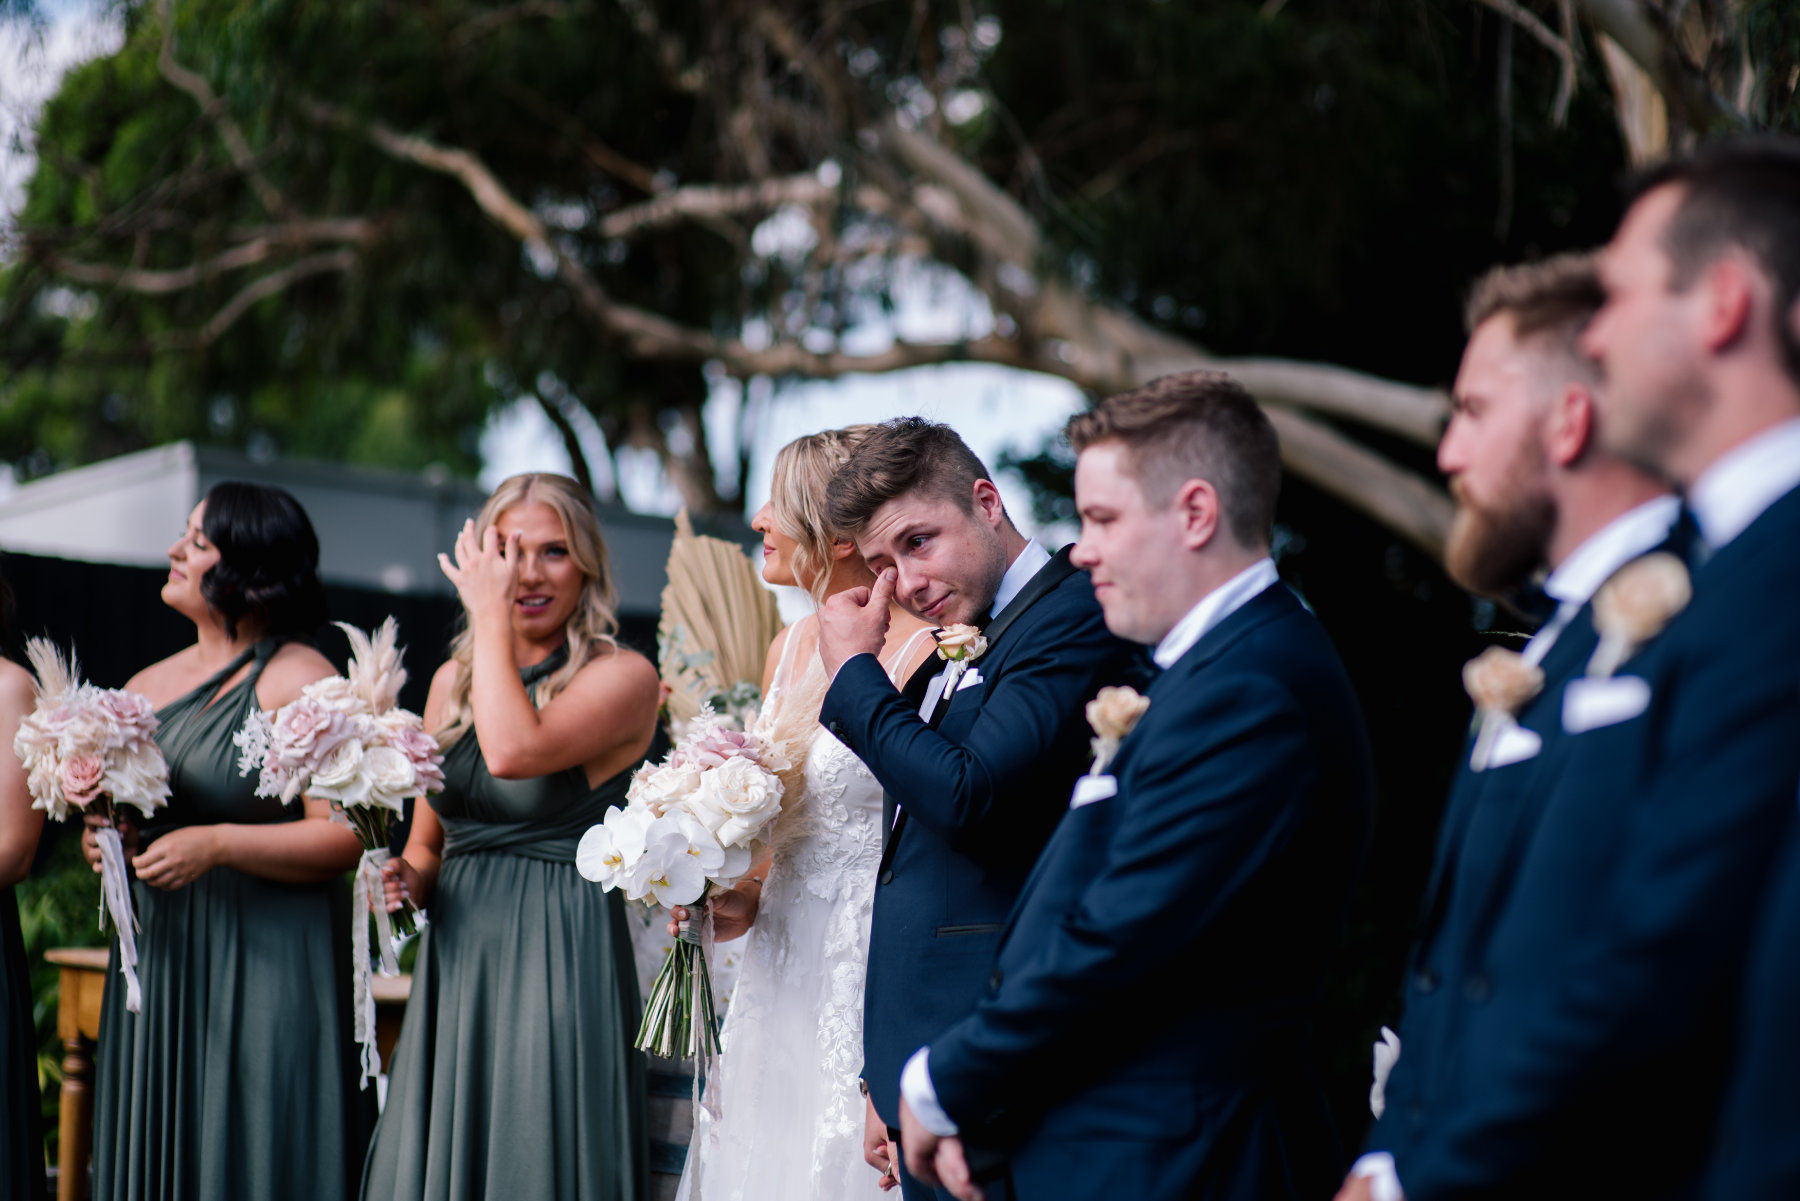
[1340,252,1674,1201]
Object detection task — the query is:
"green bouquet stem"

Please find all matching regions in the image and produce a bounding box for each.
[637,908,720,1059]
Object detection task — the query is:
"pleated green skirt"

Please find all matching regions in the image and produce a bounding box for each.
[91,868,372,1201]
[360,850,648,1201]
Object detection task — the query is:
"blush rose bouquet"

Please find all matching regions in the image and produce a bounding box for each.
[577,707,786,1058]
[14,639,170,1013]
[231,618,444,1085]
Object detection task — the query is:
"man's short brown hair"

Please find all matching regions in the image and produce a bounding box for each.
[1464,252,1604,372]
[1630,136,1800,388]
[824,417,999,537]
[1066,371,1280,550]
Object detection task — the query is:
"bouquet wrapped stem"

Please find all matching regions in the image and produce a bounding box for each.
[340,803,421,945]
[636,901,721,1059]
[91,801,143,1010]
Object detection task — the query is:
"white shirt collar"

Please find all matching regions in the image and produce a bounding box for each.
[990,539,1051,618]
[1687,416,1800,550]
[1152,558,1280,669]
[1542,494,1682,606]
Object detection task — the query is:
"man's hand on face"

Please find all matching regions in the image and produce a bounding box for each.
[818,568,896,678]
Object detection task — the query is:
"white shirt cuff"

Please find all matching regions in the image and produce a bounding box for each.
[901,1047,959,1137]
[1350,1152,1404,1201]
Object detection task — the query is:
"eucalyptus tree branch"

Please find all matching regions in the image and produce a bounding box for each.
[152,249,357,351]
[156,1,289,218]
[299,97,1454,554]
[1576,0,1750,137]
[1264,407,1453,558]
[598,174,840,240]
[48,219,378,294]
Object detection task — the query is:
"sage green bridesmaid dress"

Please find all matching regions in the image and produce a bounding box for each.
[92,640,373,1201]
[360,645,648,1201]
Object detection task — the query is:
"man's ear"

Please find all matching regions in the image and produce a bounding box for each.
[971,478,1007,528]
[830,537,858,562]
[1699,257,1756,353]
[1174,478,1222,551]
[1545,382,1595,469]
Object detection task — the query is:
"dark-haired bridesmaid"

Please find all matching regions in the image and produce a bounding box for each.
[0,573,47,1201]
[81,482,372,1201]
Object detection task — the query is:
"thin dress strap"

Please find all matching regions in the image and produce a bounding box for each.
[882,626,938,687]
[765,615,811,707]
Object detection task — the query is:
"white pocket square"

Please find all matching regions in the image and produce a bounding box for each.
[1070,774,1117,809]
[1563,676,1651,734]
[955,668,984,693]
[1484,723,1542,769]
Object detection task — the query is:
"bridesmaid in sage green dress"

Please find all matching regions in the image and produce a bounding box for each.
[0,577,48,1201]
[363,473,657,1201]
[82,482,371,1201]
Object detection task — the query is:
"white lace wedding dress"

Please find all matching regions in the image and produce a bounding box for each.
[677,617,932,1201]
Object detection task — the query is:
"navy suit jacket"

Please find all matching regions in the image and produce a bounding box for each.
[927,583,1375,1201]
[1393,483,1800,1199]
[818,548,1145,1123]
[1700,816,1800,1200]
[1372,589,1608,1156]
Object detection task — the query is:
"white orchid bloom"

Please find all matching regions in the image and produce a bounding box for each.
[576,806,655,889]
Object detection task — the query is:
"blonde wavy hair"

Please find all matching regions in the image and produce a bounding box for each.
[772,425,879,608]
[436,473,620,748]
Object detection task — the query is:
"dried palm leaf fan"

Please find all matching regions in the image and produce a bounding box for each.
[657,509,783,729]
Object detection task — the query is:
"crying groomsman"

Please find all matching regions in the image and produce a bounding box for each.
[898,372,1375,1201]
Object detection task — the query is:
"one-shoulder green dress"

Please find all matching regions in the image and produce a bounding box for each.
[360,645,648,1201]
[92,641,373,1201]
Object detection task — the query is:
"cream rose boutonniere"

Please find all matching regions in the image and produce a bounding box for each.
[933,623,990,695]
[1587,552,1691,679]
[1462,647,1545,772]
[933,624,988,663]
[1086,685,1150,776]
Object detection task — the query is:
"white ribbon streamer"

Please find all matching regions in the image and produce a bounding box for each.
[95,826,142,1014]
[352,847,399,1087]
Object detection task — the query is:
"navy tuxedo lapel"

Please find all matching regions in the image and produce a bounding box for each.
[1456,616,1600,947]
[882,658,944,845]
[984,545,1078,647]
[1418,619,1591,957]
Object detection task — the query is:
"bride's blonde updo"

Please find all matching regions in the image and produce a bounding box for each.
[770,424,879,608]
[436,473,620,747]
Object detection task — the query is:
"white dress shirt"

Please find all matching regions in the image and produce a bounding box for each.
[991,539,1051,618]
[1521,494,1681,666]
[902,555,1282,1137]
[1152,558,1281,669]
[1686,416,1800,551]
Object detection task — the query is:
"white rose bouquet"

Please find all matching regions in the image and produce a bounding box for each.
[232,618,444,1085]
[576,708,786,1057]
[14,639,171,1013]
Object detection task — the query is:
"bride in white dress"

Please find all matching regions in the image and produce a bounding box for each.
[675,427,934,1201]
